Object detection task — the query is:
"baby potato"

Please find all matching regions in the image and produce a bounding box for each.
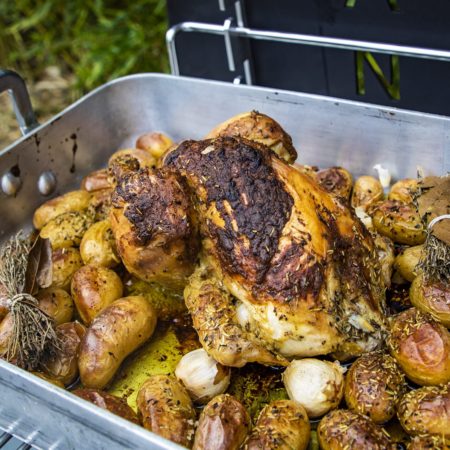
[137,374,196,447]
[81,169,111,192]
[370,200,426,245]
[73,389,139,424]
[80,220,120,268]
[136,132,174,159]
[36,287,74,325]
[31,371,65,388]
[410,274,450,327]
[394,245,424,282]
[351,175,384,211]
[344,351,406,423]
[41,321,86,386]
[87,188,113,221]
[40,211,94,249]
[398,383,450,438]
[79,296,156,389]
[316,167,353,199]
[244,400,310,450]
[193,394,250,450]
[51,247,83,291]
[71,265,123,325]
[388,178,419,204]
[407,434,449,450]
[387,307,450,386]
[33,190,91,230]
[318,409,395,450]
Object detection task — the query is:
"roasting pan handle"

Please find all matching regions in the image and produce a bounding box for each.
[0,69,39,136]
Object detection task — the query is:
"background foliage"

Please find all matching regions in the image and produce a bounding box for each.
[0,0,169,95]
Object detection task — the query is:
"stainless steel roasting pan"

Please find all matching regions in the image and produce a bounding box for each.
[0,72,449,449]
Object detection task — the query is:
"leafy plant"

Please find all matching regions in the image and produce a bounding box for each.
[0,0,168,94]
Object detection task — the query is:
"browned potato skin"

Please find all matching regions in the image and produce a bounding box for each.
[136,132,174,159]
[394,245,423,282]
[51,247,83,291]
[33,190,91,230]
[71,265,123,325]
[79,296,156,389]
[387,307,450,386]
[193,394,250,450]
[318,409,396,450]
[388,179,419,204]
[73,389,139,424]
[345,350,406,423]
[351,176,384,211]
[41,321,86,386]
[244,400,310,450]
[370,200,426,245]
[31,371,65,388]
[40,211,94,249]
[137,375,196,447]
[398,383,450,438]
[80,220,120,268]
[81,169,111,192]
[410,274,450,327]
[36,287,74,325]
[206,111,298,164]
[316,167,353,199]
[407,434,449,449]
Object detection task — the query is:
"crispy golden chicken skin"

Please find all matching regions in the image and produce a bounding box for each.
[205,111,297,164]
[164,136,386,364]
[110,167,199,290]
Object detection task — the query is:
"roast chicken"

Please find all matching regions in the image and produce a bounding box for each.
[110,112,387,366]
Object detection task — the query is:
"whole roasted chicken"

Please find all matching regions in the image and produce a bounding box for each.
[110,112,387,367]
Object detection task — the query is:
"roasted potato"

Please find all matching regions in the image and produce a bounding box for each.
[108,148,157,182]
[387,307,450,386]
[80,220,120,268]
[81,169,111,192]
[351,175,384,211]
[71,265,123,325]
[51,247,83,291]
[316,167,353,199]
[344,351,406,423]
[388,178,419,204]
[136,132,174,159]
[193,394,250,450]
[318,409,396,450]
[394,245,424,282]
[36,287,74,325]
[33,190,91,230]
[371,200,426,245]
[31,371,65,388]
[79,296,156,389]
[410,274,450,327]
[0,313,14,356]
[40,211,94,249]
[41,321,86,386]
[398,383,450,438]
[87,188,113,221]
[137,374,196,447]
[206,111,297,164]
[244,400,310,450]
[73,389,139,424]
[407,434,449,450]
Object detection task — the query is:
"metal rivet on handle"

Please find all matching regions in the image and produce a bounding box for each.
[37,171,57,196]
[1,172,22,196]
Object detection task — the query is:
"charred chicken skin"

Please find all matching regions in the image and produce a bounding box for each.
[110,113,387,366]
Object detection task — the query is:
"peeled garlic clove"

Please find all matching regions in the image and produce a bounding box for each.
[282,358,345,418]
[373,164,391,189]
[175,348,231,404]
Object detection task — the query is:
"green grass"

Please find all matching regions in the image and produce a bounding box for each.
[0,0,169,95]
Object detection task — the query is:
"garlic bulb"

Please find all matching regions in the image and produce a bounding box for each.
[175,348,231,404]
[282,358,345,418]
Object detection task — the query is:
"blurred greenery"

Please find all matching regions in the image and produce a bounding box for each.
[0,0,169,95]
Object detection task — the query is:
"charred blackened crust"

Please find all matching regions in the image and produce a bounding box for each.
[165,137,294,284]
[111,167,196,248]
